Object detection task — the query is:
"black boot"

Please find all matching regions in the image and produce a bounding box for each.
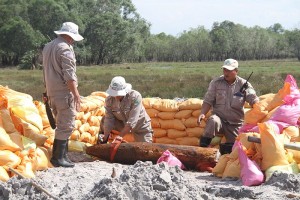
[199,137,212,147]
[219,143,234,155]
[64,139,75,167]
[50,139,74,168]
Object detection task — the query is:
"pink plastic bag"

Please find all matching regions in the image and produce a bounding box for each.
[237,141,264,186]
[157,150,185,169]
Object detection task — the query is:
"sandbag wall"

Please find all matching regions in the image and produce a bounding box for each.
[142,98,210,146]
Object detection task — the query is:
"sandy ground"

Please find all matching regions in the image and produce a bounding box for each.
[0,152,300,200]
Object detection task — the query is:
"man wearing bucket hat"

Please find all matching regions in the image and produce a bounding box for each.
[42,22,84,167]
[100,76,153,144]
[197,58,259,154]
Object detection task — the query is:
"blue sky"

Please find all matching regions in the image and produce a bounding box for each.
[131,0,300,36]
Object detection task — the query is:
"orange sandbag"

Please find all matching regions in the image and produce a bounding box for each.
[152,99,179,112]
[0,123,21,151]
[222,159,240,179]
[167,129,187,139]
[212,154,230,177]
[259,122,289,170]
[153,128,167,138]
[0,108,17,133]
[244,103,268,124]
[178,98,203,110]
[0,150,21,170]
[176,137,199,146]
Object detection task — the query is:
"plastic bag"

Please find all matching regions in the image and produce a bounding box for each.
[157,150,185,169]
[238,141,264,186]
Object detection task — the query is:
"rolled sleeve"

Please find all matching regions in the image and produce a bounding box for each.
[245,82,259,107]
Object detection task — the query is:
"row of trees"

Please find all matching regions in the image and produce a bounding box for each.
[0,0,300,69]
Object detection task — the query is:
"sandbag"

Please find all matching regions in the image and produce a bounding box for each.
[237,141,264,186]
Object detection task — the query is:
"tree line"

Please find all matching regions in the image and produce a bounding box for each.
[0,0,300,69]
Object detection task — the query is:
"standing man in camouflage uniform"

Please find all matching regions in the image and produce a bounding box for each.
[198,58,259,154]
[43,22,83,167]
[100,76,153,143]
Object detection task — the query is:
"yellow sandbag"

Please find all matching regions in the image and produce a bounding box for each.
[186,127,204,138]
[0,124,21,151]
[88,126,99,136]
[151,118,160,128]
[80,132,92,143]
[87,116,100,127]
[176,137,198,146]
[178,98,203,110]
[258,93,276,110]
[0,86,33,108]
[152,99,178,112]
[75,120,82,129]
[154,137,177,144]
[192,110,200,118]
[282,126,300,139]
[159,119,185,131]
[182,117,198,128]
[0,150,21,169]
[10,106,43,131]
[90,91,108,98]
[21,120,48,146]
[212,154,230,177]
[76,112,84,120]
[35,147,48,171]
[222,159,240,179]
[167,129,187,139]
[157,111,176,120]
[9,132,24,149]
[16,160,35,178]
[0,108,17,133]
[33,101,50,129]
[266,82,290,111]
[236,132,260,150]
[244,103,268,124]
[145,108,160,118]
[287,142,300,164]
[153,128,167,138]
[68,140,87,152]
[142,98,160,109]
[265,162,299,181]
[259,122,289,171]
[0,166,9,182]
[94,106,106,117]
[81,112,91,124]
[174,110,193,119]
[70,130,80,141]
[38,146,52,168]
[79,123,90,133]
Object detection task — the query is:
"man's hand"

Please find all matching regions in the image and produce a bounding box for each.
[98,133,109,144]
[197,114,205,126]
[112,136,123,144]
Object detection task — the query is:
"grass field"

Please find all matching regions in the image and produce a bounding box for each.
[0,59,300,101]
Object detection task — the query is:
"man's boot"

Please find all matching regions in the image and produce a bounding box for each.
[50,139,74,168]
[199,137,212,147]
[64,139,75,167]
[219,143,234,155]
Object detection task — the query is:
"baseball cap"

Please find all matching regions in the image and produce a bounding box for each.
[221,58,238,70]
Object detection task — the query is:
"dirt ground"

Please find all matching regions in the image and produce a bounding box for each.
[0,152,300,200]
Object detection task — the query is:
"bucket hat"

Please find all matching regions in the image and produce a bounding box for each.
[106,76,132,96]
[221,58,238,70]
[54,22,84,41]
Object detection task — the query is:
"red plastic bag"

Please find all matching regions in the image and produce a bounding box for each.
[238,141,264,186]
[157,150,185,169]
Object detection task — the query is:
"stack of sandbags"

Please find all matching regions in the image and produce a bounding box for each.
[0,85,50,180]
[69,91,107,151]
[143,98,211,146]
